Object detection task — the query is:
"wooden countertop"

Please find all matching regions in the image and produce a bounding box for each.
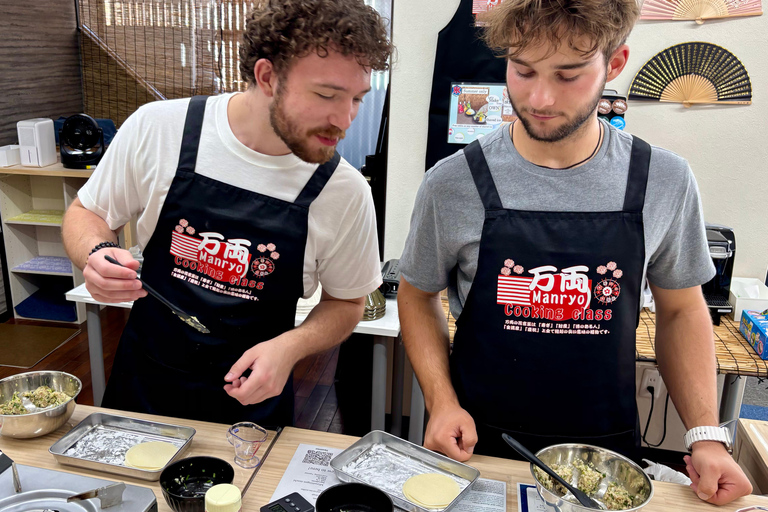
[442,297,768,377]
[1,405,767,511]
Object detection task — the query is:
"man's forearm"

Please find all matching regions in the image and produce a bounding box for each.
[398,278,457,413]
[654,288,719,428]
[62,198,120,270]
[281,291,364,362]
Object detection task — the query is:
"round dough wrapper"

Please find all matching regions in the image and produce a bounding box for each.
[402,473,460,507]
[125,441,178,469]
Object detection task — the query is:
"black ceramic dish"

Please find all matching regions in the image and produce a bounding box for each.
[316,483,393,512]
[159,456,235,512]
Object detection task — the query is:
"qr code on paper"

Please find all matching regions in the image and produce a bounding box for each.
[302,449,333,466]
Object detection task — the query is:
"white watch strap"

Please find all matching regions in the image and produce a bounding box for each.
[684,426,732,452]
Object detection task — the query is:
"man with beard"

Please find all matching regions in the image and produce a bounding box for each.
[398,0,751,505]
[62,0,393,427]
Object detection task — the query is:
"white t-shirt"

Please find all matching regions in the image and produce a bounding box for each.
[79,92,383,300]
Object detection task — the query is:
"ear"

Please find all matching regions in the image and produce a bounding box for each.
[605,44,630,83]
[253,58,278,98]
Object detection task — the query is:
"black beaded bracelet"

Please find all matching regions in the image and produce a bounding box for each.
[88,241,120,258]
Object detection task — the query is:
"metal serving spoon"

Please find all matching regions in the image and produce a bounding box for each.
[104,255,210,334]
[502,433,603,510]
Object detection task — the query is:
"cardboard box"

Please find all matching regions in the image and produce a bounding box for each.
[741,310,768,359]
[735,419,768,494]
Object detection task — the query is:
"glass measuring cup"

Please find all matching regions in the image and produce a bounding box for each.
[227,422,268,468]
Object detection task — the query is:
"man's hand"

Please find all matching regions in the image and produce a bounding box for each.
[424,403,478,462]
[83,247,148,303]
[223,336,297,405]
[684,441,752,505]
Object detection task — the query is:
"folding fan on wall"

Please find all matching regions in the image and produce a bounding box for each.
[628,42,752,107]
[640,0,762,23]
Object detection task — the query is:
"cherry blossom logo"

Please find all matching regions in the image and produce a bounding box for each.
[594,261,622,304]
[500,258,525,276]
[175,218,195,235]
[252,242,279,277]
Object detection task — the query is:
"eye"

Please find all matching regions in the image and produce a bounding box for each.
[558,74,579,82]
[353,97,364,105]
[316,93,333,99]
[515,70,534,79]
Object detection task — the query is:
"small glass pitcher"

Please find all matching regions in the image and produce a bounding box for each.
[227,422,268,468]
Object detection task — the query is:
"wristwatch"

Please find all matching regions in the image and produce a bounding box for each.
[684,426,733,453]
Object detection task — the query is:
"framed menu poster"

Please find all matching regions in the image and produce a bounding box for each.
[448,82,516,145]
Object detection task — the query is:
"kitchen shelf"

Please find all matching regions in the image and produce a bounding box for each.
[0,168,88,323]
[11,256,73,276]
[5,209,64,226]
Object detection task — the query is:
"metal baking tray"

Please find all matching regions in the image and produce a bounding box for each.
[49,412,195,481]
[330,430,480,512]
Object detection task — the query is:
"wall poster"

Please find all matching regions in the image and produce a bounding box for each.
[448,82,516,145]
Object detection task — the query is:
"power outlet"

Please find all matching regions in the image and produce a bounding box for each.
[638,368,661,398]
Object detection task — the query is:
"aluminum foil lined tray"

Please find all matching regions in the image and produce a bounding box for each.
[330,430,480,512]
[49,412,195,481]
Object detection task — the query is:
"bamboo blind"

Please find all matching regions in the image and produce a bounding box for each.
[442,297,768,377]
[77,0,255,127]
[0,1,83,146]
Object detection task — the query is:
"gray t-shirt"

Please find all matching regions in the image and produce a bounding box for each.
[400,121,715,320]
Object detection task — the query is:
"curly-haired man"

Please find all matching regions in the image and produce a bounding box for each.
[63,0,394,427]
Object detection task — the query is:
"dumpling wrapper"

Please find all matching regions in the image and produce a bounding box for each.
[125,441,178,470]
[402,473,460,508]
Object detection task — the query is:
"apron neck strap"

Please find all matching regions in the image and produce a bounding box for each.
[623,136,651,213]
[294,151,341,207]
[464,140,503,210]
[177,95,209,173]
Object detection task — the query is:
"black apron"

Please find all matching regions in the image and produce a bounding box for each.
[425,0,506,171]
[450,135,651,460]
[103,96,340,428]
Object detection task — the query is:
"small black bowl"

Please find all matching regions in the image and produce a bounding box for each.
[159,456,235,512]
[316,483,393,512]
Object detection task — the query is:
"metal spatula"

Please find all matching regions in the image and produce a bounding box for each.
[68,482,126,508]
[104,255,210,333]
[502,433,603,510]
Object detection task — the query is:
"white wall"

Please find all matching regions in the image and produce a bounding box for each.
[386,0,768,281]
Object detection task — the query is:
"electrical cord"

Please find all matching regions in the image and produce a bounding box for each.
[641,385,671,448]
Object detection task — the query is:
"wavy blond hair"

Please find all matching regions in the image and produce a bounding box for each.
[239,0,393,85]
[482,0,639,60]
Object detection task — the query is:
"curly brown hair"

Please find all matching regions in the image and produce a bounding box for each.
[482,0,639,61]
[239,0,393,85]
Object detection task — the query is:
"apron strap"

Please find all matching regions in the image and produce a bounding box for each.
[294,151,341,207]
[464,140,503,210]
[623,136,651,213]
[177,95,209,173]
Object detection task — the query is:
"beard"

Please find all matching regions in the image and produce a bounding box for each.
[509,80,606,143]
[269,85,345,164]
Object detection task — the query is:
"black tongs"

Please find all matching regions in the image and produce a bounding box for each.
[104,255,210,334]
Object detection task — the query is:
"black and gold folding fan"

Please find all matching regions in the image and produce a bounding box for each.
[628,42,752,107]
[640,0,762,23]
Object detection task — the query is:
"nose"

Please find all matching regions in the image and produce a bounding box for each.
[329,101,357,131]
[528,79,556,111]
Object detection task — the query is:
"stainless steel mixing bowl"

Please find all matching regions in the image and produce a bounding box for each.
[0,371,82,438]
[530,443,653,512]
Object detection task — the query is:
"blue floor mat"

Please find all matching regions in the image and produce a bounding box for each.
[740,404,768,421]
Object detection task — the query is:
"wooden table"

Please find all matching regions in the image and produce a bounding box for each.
[2,405,768,511]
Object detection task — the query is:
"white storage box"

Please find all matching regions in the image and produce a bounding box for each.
[0,145,21,167]
[730,277,768,321]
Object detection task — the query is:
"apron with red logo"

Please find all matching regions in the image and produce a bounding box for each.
[450,135,650,458]
[102,96,340,427]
